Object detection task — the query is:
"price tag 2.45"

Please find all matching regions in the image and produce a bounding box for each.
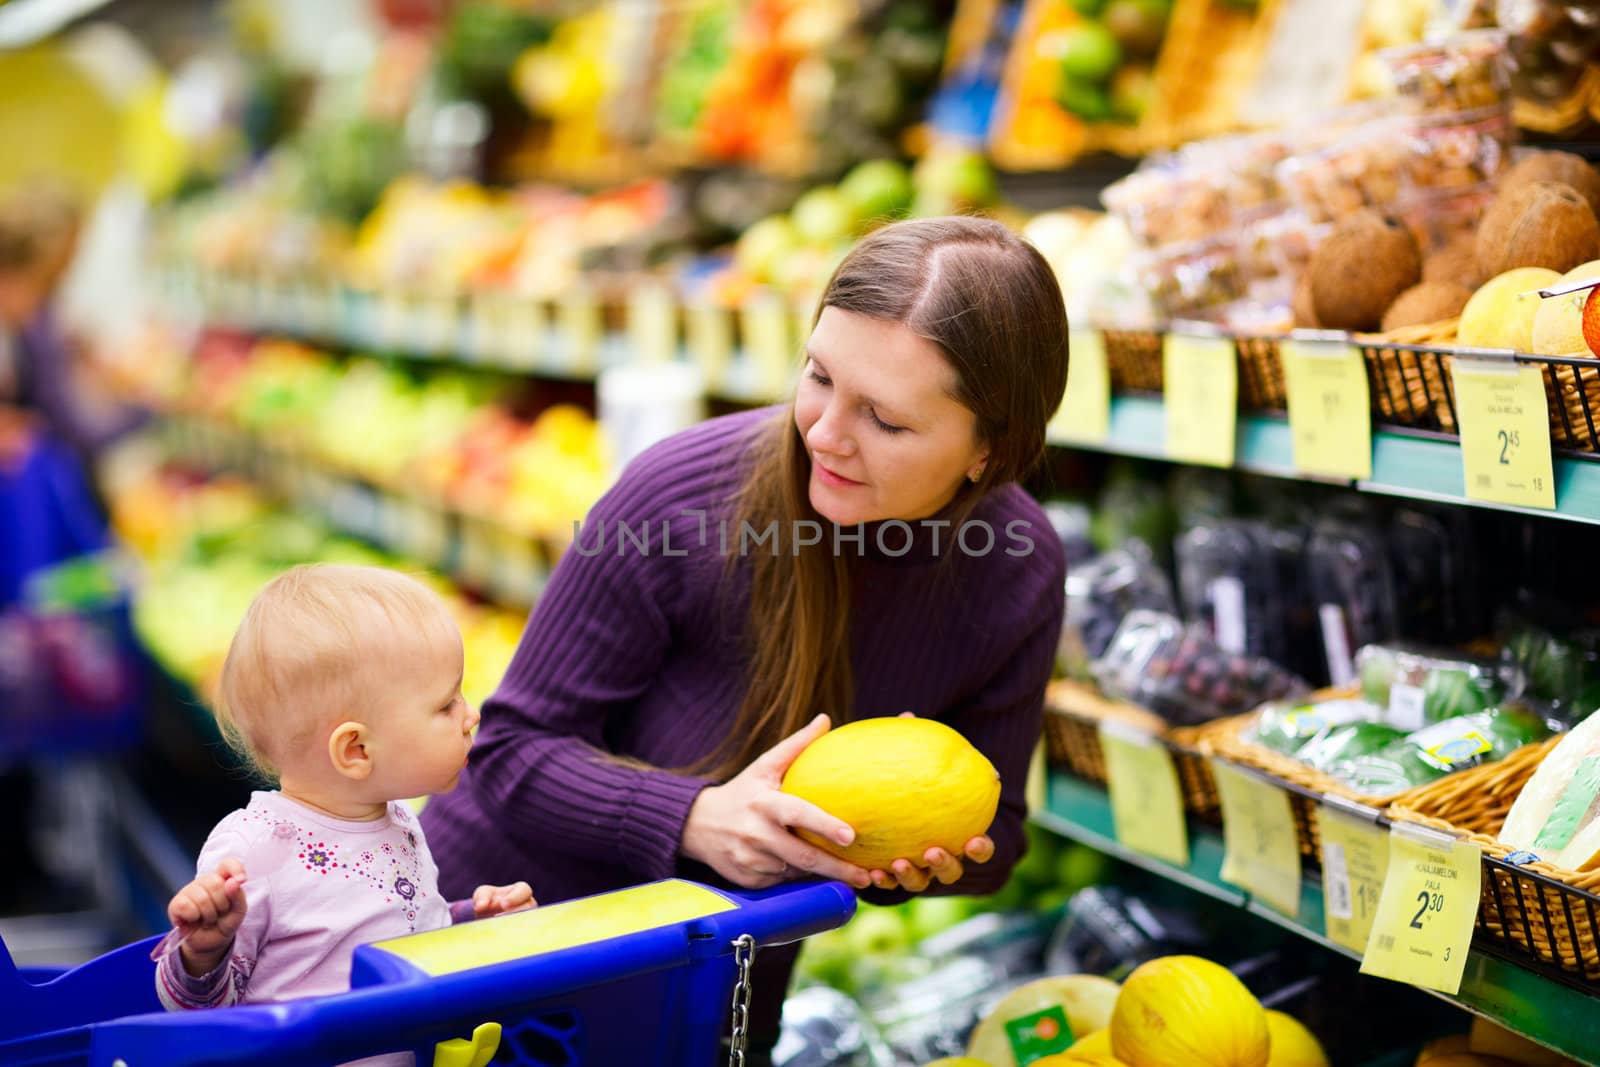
[1164,333,1238,468]
[1100,721,1189,867]
[1451,360,1555,510]
[1283,337,1371,480]
[1360,822,1480,994]
[1212,760,1301,917]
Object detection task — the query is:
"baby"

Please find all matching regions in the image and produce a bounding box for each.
[154,564,532,1034]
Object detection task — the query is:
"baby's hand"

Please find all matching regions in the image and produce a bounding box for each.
[471,882,536,918]
[168,858,247,975]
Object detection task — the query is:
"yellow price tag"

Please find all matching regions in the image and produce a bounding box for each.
[1283,337,1371,479]
[1451,360,1555,510]
[1318,800,1391,954]
[740,296,795,401]
[1212,760,1301,917]
[558,289,603,375]
[686,302,734,385]
[1164,333,1238,467]
[627,285,678,364]
[1051,329,1111,444]
[1360,822,1480,993]
[1100,722,1189,867]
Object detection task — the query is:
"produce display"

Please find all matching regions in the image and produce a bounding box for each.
[1500,708,1600,871]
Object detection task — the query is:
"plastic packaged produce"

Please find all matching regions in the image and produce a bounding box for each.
[1387,506,1481,643]
[1042,499,1099,570]
[1355,644,1525,731]
[1175,519,1286,661]
[773,985,891,1067]
[1093,611,1307,727]
[1324,705,1553,794]
[1380,29,1511,114]
[1403,107,1513,192]
[1247,696,1383,757]
[1059,543,1178,680]
[1305,514,1399,688]
[1278,115,1415,225]
[1044,886,1213,981]
[1501,618,1600,722]
[1135,237,1249,319]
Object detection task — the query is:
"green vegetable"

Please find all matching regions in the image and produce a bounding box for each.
[1423,668,1492,724]
[1297,721,1407,771]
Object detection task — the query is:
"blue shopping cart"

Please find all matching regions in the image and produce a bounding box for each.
[0,877,857,1067]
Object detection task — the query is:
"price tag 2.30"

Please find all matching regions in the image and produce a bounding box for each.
[1283,337,1371,480]
[1451,359,1555,510]
[1164,333,1238,468]
[1360,822,1480,994]
[1319,799,1391,955]
[1050,329,1110,445]
[1212,760,1301,917]
[1100,721,1189,867]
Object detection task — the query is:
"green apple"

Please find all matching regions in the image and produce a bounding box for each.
[1056,843,1112,894]
[1054,22,1122,83]
[844,905,911,957]
[912,148,998,214]
[907,895,977,941]
[1110,63,1156,121]
[1057,76,1112,121]
[735,215,798,284]
[791,187,858,246]
[838,158,914,227]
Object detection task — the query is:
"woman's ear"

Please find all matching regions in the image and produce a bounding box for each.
[328,721,374,780]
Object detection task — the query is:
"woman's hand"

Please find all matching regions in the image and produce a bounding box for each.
[471,881,536,917]
[867,836,995,893]
[681,714,873,890]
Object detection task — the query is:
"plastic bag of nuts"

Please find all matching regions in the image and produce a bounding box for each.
[1379,28,1511,114]
[1403,105,1515,191]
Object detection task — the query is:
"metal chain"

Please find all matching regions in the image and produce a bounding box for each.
[726,934,757,1067]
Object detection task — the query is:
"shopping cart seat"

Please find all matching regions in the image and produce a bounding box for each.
[0,877,856,1067]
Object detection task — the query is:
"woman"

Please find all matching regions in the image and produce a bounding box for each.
[422,216,1070,1060]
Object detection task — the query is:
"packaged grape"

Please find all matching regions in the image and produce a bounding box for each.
[1379,29,1511,114]
[1175,519,1286,661]
[1093,611,1308,727]
[1305,514,1399,688]
[1059,544,1178,680]
[1354,643,1526,732]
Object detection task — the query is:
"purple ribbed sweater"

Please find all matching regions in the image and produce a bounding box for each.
[420,404,1064,1026]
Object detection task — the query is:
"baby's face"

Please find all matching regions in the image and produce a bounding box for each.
[366,631,478,801]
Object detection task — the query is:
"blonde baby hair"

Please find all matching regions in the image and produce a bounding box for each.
[215,563,460,781]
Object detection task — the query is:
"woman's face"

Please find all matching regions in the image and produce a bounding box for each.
[794,306,989,527]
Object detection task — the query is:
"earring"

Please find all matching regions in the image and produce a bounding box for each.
[968,469,982,483]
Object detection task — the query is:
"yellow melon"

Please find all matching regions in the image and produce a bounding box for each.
[1417,1035,1473,1063]
[1111,956,1269,1067]
[967,976,1122,1067]
[1530,260,1600,356]
[1468,1017,1580,1065]
[1457,268,1561,351]
[781,717,1000,870]
[1265,1011,1329,1067]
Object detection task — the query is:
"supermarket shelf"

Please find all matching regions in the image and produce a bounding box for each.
[1034,772,1600,1066]
[1047,395,1600,526]
[159,416,551,610]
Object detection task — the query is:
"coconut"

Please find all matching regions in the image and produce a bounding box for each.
[1476,180,1600,276]
[1423,234,1485,289]
[1502,150,1600,220]
[1309,210,1421,332]
[1381,281,1472,331]
[1292,273,1320,328]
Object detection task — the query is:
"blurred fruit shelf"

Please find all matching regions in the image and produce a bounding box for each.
[159,415,550,610]
[1047,394,1600,527]
[1034,771,1600,1065]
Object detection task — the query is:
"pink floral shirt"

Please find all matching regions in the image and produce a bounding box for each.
[155,792,473,1062]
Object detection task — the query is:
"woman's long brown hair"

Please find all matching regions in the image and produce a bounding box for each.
[688,216,1069,780]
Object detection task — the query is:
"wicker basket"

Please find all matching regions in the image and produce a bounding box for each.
[1043,679,1226,822]
[1354,319,1460,434]
[1103,329,1165,392]
[1208,696,1480,870]
[1535,358,1600,453]
[1388,737,1600,982]
[1234,335,1287,411]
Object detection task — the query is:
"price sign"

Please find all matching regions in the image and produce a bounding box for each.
[558,289,603,375]
[1319,799,1391,954]
[686,303,735,386]
[741,296,795,401]
[1050,329,1111,444]
[627,285,678,364]
[1213,760,1301,917]
[1164,333,1238,468]
[1283,337,1371,479]
[1451,360,1555,510]
[1100,721,1189,866]
[1360,822,1480,993]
